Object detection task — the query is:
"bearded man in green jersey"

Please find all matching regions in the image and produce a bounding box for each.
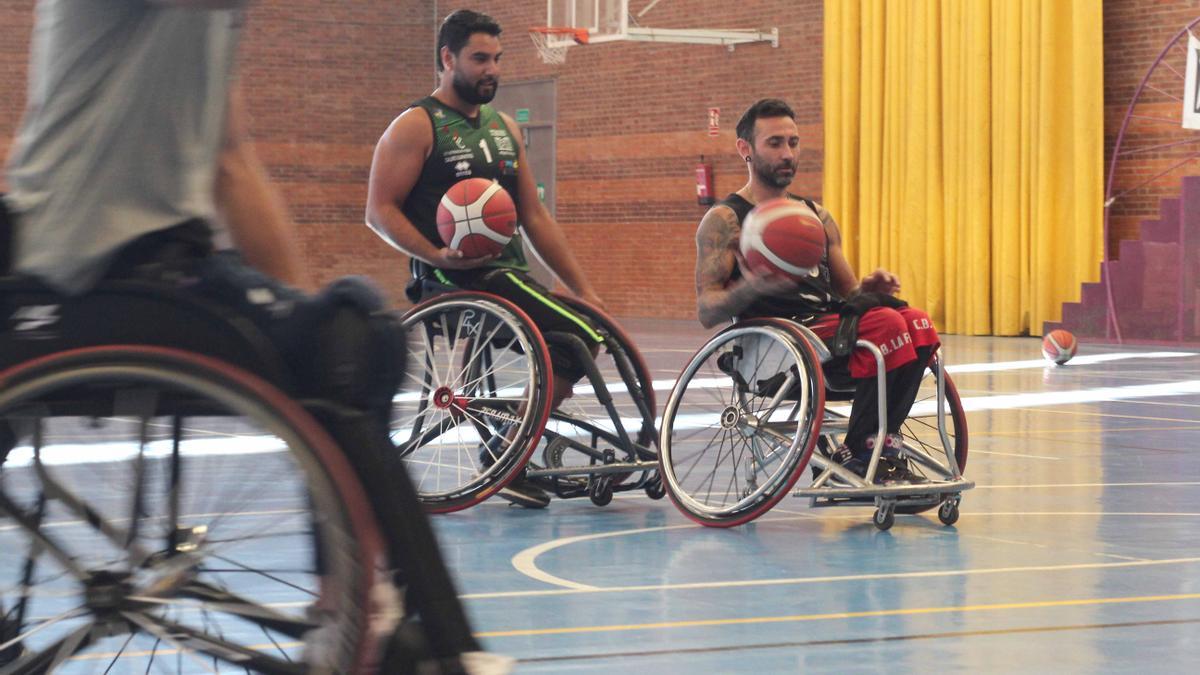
[366,9,606,508]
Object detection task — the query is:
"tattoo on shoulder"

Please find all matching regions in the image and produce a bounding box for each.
[696,207,740,282]
[698,207,739,251]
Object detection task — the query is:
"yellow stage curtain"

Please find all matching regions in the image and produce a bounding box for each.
[823,0,1103,335]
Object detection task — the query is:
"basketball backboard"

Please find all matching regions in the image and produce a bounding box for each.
[532,0,778,64]
[547,0,627,43]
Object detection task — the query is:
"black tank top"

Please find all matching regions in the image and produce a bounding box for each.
[723,193,839,321]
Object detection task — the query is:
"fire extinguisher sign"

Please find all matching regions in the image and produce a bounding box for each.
[707,107,720,137]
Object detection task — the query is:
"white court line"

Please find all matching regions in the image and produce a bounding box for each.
[507,511,1200,593]
[917,379,1200,415]
[943,351,1196,373]
[10,355,1199,467]
[976,481,1200,489]
[640,351,1197,394]
[510,523,702,590]
[495,551,1200,600]
[395,351,1198,401]
[968,449,1062,460]
[1,436,287,468]
[604,480,1200,495]
[0,507,307,534]
[667,377,1200,448]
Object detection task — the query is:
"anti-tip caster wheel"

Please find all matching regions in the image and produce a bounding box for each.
[938,497,961,526]
[589,475,614,506]
[644,473,666,500]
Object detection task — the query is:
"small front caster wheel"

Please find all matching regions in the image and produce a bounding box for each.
[938,499,960,526]
[873,505,895,531]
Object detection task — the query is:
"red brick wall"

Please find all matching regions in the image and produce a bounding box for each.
[0,1,34,164]
[1,1,819,319]
[1103,2,1200,254]
[238,1,433,301]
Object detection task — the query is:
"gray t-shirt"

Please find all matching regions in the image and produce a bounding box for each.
[4,0,242,294]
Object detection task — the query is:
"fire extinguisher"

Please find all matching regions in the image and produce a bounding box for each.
[696,155,715,206]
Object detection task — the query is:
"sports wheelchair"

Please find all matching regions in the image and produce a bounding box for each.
[657,317,972,531]
[0,273,476,673]
[391,287,662,512]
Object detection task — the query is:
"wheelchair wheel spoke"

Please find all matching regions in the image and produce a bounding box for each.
[458,350,529,395]
[1,348,377,672]
[723,435,752,505]
[700,428,738,503]
[401,366,437,391]
[8,617,97,672]
[418,323,445,387]
[123,612,229,673]
[102,632,138,674]
[749,432,785,470]
[140,577,315,630]
[0,606,88,654]
[676,425,727,487]
[0,485,92,581]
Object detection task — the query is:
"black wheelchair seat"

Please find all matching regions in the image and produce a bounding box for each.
[0,276,294,394]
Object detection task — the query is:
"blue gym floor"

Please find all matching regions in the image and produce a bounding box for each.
[6,320,1198,672]
[435,319,1200,673]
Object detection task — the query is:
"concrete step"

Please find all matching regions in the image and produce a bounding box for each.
[1139,218,1178,242]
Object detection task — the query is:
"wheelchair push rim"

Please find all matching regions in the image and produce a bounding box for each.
[659,319,825,527]
[393,293,553,512]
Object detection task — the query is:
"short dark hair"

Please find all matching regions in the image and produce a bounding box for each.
[736,98,796,142]
[437,9,502,71]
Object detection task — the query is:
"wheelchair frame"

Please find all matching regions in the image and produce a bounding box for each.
[658,317,973,530]
[394,289,663,511]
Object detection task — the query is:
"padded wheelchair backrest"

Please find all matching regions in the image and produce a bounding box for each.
[0,278,294,392]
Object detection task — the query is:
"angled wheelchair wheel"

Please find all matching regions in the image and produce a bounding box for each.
[0,346,382,673]
[394,293,553,512]
[539,295,659,491]
[894,355,969,514]
[659,319,825,527]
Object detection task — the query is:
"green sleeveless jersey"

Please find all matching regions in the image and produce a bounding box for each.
[402,96,528,274]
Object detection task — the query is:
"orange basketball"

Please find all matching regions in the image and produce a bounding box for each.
[436,178,517,257]
[1042,329,1078,365]
[739,198,826,281]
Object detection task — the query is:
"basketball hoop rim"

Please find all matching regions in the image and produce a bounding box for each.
[529,26,590,45]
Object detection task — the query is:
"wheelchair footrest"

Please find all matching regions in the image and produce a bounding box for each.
[792,478,974,501]
[527,460,659,479]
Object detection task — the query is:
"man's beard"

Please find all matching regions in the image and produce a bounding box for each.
[752,155,795,189]
[452,70,498,104]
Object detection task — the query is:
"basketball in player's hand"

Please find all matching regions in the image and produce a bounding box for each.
[739,198,826,282]
[437,178,517,257]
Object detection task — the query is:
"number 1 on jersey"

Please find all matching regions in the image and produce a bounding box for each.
[479,139,493,163]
